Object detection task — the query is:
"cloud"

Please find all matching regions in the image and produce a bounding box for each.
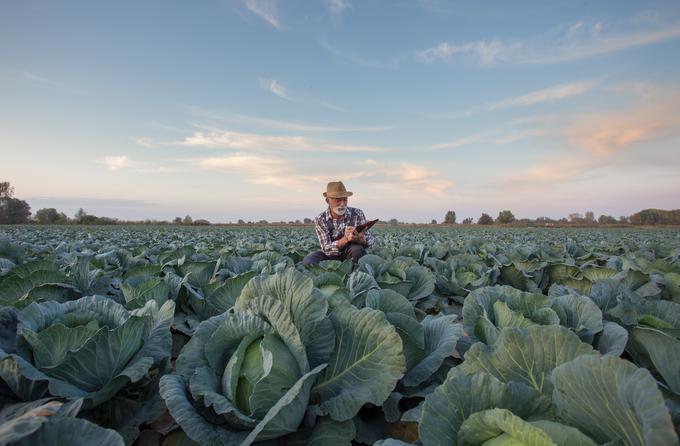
[192,153,452,197]
[243,0,281,29]
[568,102,679,156]
[187,107,392,132]
[430,126,549,151]
[487,80,596,110]
[21,71,61,88]
[354,160,454,196]
[100,155,178,173]
[416,20,680,66]
[196,153,287,178]
[416,40,512,66]
[326,0,350,15]
[102,156,137,171]
[433,81,596,122]
[135,137,159,147]
[259,78,289,99]
[502,85,680,189]
[177,127,390,152]
[192,153,328,190]
[318,37,402,69]
[17,70,87,95]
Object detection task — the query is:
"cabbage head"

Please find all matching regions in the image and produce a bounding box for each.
[159,269,334,445]
[0,295,174,408]
[160,268,405,445]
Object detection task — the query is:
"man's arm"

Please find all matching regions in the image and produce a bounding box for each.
[314,216,342,256]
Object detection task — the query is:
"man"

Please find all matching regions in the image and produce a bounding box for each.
[303,181,375,266]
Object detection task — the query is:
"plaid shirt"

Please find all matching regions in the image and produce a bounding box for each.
[314,206,375,256]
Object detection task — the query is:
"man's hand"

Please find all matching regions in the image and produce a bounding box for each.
[344,226,356,242]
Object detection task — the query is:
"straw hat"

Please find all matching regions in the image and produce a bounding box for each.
[323,181,353,198]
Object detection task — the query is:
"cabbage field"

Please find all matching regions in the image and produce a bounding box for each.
[1,225,679,446]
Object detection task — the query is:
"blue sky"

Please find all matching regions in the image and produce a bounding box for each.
[2,0,680,222]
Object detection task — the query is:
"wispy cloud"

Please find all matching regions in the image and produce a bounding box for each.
[416,40,512,66]
[430,126,549,151]
[256,78,349,111]
[326,0,350,15]
[21,71,61,88]
[259,77,289,99]
[177,127,390,152]
[18,70,87,94]
[568,103,678,156]
[102,156,137,171]
[194,154,452,196]
[487,80,596,110]
[502,84,680,188]
[433,80,597,121]
[196,153,288,179]
[243,0,281,29]
[318,37,402,69]
[134,137,159,148]
[100,155,178,173]
[192,153,328,190]
[187,107,392,133]
[416,20,680,66]
[356,159,454,196]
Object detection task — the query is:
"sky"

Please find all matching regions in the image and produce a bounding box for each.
[1,0,680,223]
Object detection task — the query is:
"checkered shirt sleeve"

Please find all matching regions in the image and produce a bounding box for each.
[314,213,341,256]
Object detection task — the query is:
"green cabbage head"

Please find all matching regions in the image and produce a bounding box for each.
[159,269,334,445]
[160,268,406,445]
[0,295,174,408]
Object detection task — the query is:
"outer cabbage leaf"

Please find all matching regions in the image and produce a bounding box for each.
[458,408,597,446]
[460,325,596,395]
[312,306,405,421]
[463,286,559,344]
[552,354,679,446]
[419,371,550,446]
[0,296,174,408]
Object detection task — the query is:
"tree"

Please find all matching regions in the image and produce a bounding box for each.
[388,218,399,225]
[0,181,14,198]
[478,213,493,225]
[496,210,515,224]
[237,219,246,225]
[629,209,680,225]
[183,215,193,225]
[568,213,583,223]
[462,217,473,224]
[173,217,183,224]
[0,182,31,224]
[35,208,67,224]
[0,197,31,224]
[430,219,437,224]
[303,218,313,224]
[598,214,617,224]
[74,208,87,224]
[584,211,595,223]
[443,210,456,224]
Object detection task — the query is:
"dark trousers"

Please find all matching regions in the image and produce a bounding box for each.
[303,242,367,266]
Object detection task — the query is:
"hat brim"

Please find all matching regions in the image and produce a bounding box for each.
[324,191,353,198]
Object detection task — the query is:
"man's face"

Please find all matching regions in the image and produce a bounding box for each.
[326,197,348,216]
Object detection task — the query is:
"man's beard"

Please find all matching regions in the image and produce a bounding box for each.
[333,206,347,215]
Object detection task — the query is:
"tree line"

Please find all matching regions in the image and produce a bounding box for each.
[439,209,680,226]
[2,181,679,226]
